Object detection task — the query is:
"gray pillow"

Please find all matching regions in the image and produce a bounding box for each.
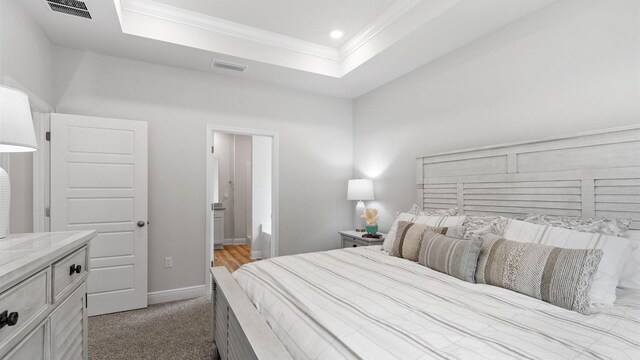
[476,234,603,314]
[462,216,508,240]
[517,214,631,238]
[418,231,482,283]
[392,221,465,262]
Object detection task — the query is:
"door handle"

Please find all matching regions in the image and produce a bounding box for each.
[137,221,145,228]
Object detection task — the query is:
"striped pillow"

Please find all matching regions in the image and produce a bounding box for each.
[418,231,482,283]
[391,221,464,261]
[476,234,603,314]
[503,219,631,306]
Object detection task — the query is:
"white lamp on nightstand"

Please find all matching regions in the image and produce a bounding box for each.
[347,179,374,232]
[0,86,37,239]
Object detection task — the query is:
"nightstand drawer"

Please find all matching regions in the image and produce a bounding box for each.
[52,247,87,302]
[343,238,360,248]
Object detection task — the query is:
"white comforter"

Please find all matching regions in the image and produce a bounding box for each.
[233,246,640,360]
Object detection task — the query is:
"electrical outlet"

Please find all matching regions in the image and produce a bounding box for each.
[164,257,173,268]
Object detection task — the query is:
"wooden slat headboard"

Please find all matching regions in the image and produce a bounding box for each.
[416,125,640,231]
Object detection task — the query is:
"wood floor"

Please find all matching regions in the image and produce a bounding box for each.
[213,244,255,272]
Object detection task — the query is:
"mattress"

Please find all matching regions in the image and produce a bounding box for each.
[233,246,640,360]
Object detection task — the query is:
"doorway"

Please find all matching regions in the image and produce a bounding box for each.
[205,125,278,277]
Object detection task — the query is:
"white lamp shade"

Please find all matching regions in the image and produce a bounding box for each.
[347,179,374,201]
[0,86,37,152]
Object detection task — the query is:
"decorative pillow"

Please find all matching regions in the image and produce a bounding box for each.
[619,238,640,290]
[407,204,458,216]
[418,231,482,283]
[413,215,466,228]
[391,221,465,261]
[382,213,466,253]
[503,219,631,307]
[518,214,632,238]
[382,213,418,253]
[476,234,603,314]
[462,216,509,240]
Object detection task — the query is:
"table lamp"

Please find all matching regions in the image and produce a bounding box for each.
[0,86,37,239]
[347,179,374,232]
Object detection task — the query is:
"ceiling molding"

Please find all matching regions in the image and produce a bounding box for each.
[338,0,422,59]
[119,0,422,63]
[120,0,340,60]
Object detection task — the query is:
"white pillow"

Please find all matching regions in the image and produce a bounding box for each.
[382,213,466,253]
[619,231,640,290]
[503,219,632,307]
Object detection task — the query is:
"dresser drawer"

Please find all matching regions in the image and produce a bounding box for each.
[3,319,47,360]
[52,247,87,302]
[0,269,49,348]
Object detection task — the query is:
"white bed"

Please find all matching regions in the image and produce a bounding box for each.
[210,125,640,360]
[234,246,640,360]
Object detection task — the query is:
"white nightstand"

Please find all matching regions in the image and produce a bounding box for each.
[339,231,386,248]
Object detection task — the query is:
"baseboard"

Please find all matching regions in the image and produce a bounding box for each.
[232,237,248,244]
[147,284,207,305]
[250,250,262,259]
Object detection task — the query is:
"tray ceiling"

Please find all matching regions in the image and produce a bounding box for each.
[152,0,397,47]
[19,0,558,98]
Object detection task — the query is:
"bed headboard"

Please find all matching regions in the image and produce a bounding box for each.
[416,125,640,232]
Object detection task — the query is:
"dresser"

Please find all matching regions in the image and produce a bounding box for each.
[339,231,386,248]
[0,231,95,360]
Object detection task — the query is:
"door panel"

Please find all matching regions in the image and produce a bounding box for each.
[51,113,148,316]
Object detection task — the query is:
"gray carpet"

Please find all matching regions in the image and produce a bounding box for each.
[88,296,214,360]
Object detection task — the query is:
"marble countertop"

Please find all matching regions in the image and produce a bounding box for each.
[0,231,96,291]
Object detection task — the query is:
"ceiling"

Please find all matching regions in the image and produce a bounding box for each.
[152,0,397,47]
[20,0,558,98]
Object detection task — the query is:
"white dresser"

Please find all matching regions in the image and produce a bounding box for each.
[0,231,95,360]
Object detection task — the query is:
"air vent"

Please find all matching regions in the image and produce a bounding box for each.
[212,60,248,72]
[46,0,91,19]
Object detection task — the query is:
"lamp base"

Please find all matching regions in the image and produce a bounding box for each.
[354,200,366,232]
[0,166,9,239]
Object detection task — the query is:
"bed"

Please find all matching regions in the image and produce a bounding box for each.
[210,124,640,360]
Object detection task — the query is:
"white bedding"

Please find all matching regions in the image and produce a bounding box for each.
[234,246,640,360]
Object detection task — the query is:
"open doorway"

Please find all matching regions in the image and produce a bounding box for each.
[205,125,278,276]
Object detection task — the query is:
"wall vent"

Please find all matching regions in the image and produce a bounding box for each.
[46,0,91,19]
[212,60,248,72]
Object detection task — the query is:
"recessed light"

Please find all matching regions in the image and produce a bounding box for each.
[329,30,344,39]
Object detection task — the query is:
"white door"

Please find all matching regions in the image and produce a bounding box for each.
[50,113,148,316]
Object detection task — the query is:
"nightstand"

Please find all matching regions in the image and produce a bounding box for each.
[339,231,386,248]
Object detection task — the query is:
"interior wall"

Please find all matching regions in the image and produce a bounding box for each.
[251,136,272,259]
[233,135,251,241]
[353,0,640,232]
[53,48,353,293]
[0,0,54,234]
[213,132,235,241]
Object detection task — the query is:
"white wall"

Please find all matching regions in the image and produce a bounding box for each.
[54,48,353,293]
[0,0,54,234]
[353,0,640,232]
[251,136,272,259]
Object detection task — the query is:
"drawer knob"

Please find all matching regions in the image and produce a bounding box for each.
[69,264,82,275]
[0,310,18,328]
[352,244,357,248]
[7,312,18,326]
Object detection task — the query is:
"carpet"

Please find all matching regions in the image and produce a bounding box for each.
[88,296,214,360]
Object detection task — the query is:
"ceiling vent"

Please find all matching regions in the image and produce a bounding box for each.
[212,60,248,72]
[46,0,91,19]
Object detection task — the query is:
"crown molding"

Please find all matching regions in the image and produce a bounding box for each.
[120,0,340,60]
[119,0,422,64]
[338,0,422,60]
